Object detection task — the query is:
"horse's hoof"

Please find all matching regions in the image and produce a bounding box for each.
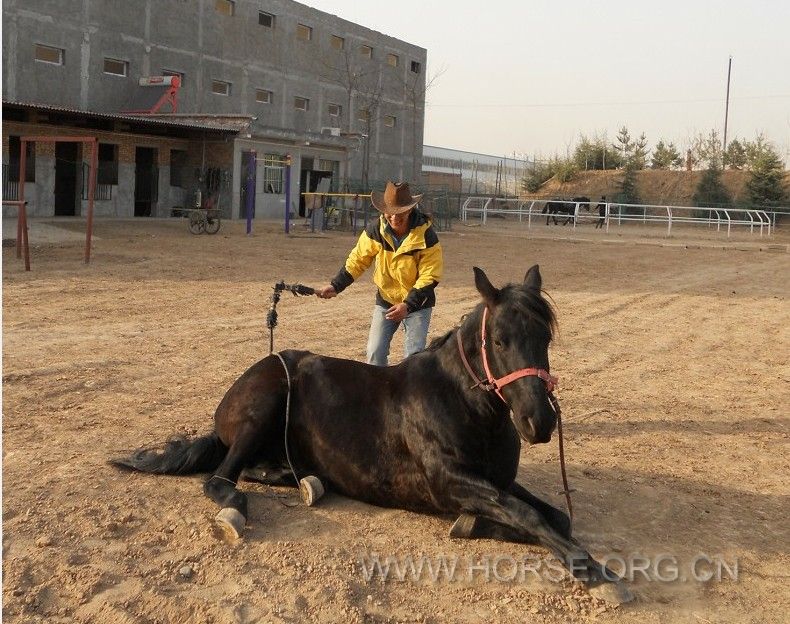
[588,581,634,605]
[449,514,479,539]
[215,507,245,540]
[299,476,325,506]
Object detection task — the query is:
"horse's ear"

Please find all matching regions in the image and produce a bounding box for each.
[524,264,542,291]
[473,267,499,308]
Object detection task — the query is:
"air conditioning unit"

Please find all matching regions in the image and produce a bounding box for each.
[321,127,341,137]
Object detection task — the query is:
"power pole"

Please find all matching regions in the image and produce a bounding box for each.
[723,56,733,156]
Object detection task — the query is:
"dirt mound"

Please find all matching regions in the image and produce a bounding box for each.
[526,169,788,206]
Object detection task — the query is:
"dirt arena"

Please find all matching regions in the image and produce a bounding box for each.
[3,218,788,623]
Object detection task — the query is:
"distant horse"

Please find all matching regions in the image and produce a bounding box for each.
[542,197,590,226]
[112,266,631,604]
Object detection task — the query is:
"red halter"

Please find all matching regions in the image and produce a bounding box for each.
[477,307,557,403]
[455,305,573,529]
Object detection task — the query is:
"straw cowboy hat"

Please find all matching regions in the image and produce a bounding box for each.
[371,181,423,215]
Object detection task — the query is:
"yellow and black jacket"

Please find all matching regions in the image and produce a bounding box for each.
[331,209,443,311]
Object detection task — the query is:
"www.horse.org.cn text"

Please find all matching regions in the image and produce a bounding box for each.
[357,552,739,584]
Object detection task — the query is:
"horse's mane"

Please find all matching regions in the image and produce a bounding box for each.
[503,285,558,340]
[426,284,557,351]
[427,330,454,350]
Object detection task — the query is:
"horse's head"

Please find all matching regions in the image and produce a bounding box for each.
[473,265,558,444]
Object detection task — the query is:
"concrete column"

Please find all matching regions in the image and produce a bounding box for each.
[156,166,171,217]
[36,155,55,217]
[117,163,135,217]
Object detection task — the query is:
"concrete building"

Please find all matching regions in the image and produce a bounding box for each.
[422,145,532,196]
[2,0,427,219]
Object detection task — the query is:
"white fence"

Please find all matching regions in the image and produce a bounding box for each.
[460,197,774,238]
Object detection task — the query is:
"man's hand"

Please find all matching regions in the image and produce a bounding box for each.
[315,285,337,299]
[385,303,409,322]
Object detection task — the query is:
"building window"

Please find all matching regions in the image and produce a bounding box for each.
[258,11,275,27]
[386,53,399,68]
[384,115,396,128]
[330,35,344,50]
[170,149,188,188]
[294,96,309,111]
[162,69,184,86]
[34,44,64,65]
[328,103,341,118]
[97,143,119,185]
[212,80,231,96]
[7,136,35,183]
[263,154,284,193]
[357,109,370,123]
[256,89,272,104]
[103,58,128,76]
[215,0,234,16]
[410,60,421,74]
[359,44,372,58]
[296,24,312,41]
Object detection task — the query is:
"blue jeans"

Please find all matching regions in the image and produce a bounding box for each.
[366,305,433,366]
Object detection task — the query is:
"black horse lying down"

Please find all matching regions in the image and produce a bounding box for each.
[113,266,631,603]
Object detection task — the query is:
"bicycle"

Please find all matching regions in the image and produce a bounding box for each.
[187,208,221,235]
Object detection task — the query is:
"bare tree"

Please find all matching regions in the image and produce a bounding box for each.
[320,48,380,190]
[691,130,724,169]
[397,64,445,182]
[355,70,384,189]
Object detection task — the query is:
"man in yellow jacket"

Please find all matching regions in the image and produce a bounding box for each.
[316,181,443,366]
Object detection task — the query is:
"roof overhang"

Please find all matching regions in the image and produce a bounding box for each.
[3,101,251,134]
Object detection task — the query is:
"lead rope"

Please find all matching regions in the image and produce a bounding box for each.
[273,351,300,488]
[267,281,315,355]
[266,282,316,488]
[548,391,574,532]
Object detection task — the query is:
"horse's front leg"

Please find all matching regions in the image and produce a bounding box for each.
[509,481,571,538]
[435,471,632,603]
[451,481,571,541]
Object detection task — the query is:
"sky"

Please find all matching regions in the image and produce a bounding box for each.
[304,0,790,162]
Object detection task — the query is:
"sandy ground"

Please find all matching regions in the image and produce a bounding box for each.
[2,217,789,623]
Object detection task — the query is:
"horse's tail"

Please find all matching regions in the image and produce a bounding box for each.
[110,433,227,475]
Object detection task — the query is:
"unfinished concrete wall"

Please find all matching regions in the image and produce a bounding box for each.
[3,0,427,184]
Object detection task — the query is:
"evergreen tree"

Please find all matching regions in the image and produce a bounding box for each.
[651,140,682,169]
[573,135,597,170]
[724,138,747,170]
[523,156,578,192]
[618,160,641,205]
[744,133,776,170]
[746,143,787,207]
[632,133,649,169]
[573,133,621,170]
[613,126,633,166]
[693,165,732,209]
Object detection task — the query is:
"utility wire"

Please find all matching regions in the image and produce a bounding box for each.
[427,94,790,109]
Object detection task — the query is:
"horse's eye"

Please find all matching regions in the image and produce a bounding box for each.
[494,339,504,349]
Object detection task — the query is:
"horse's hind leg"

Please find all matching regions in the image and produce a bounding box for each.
[205,355,289,538]
[203,422,264,539]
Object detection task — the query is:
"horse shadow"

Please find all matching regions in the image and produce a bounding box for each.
[236,434,785,560]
